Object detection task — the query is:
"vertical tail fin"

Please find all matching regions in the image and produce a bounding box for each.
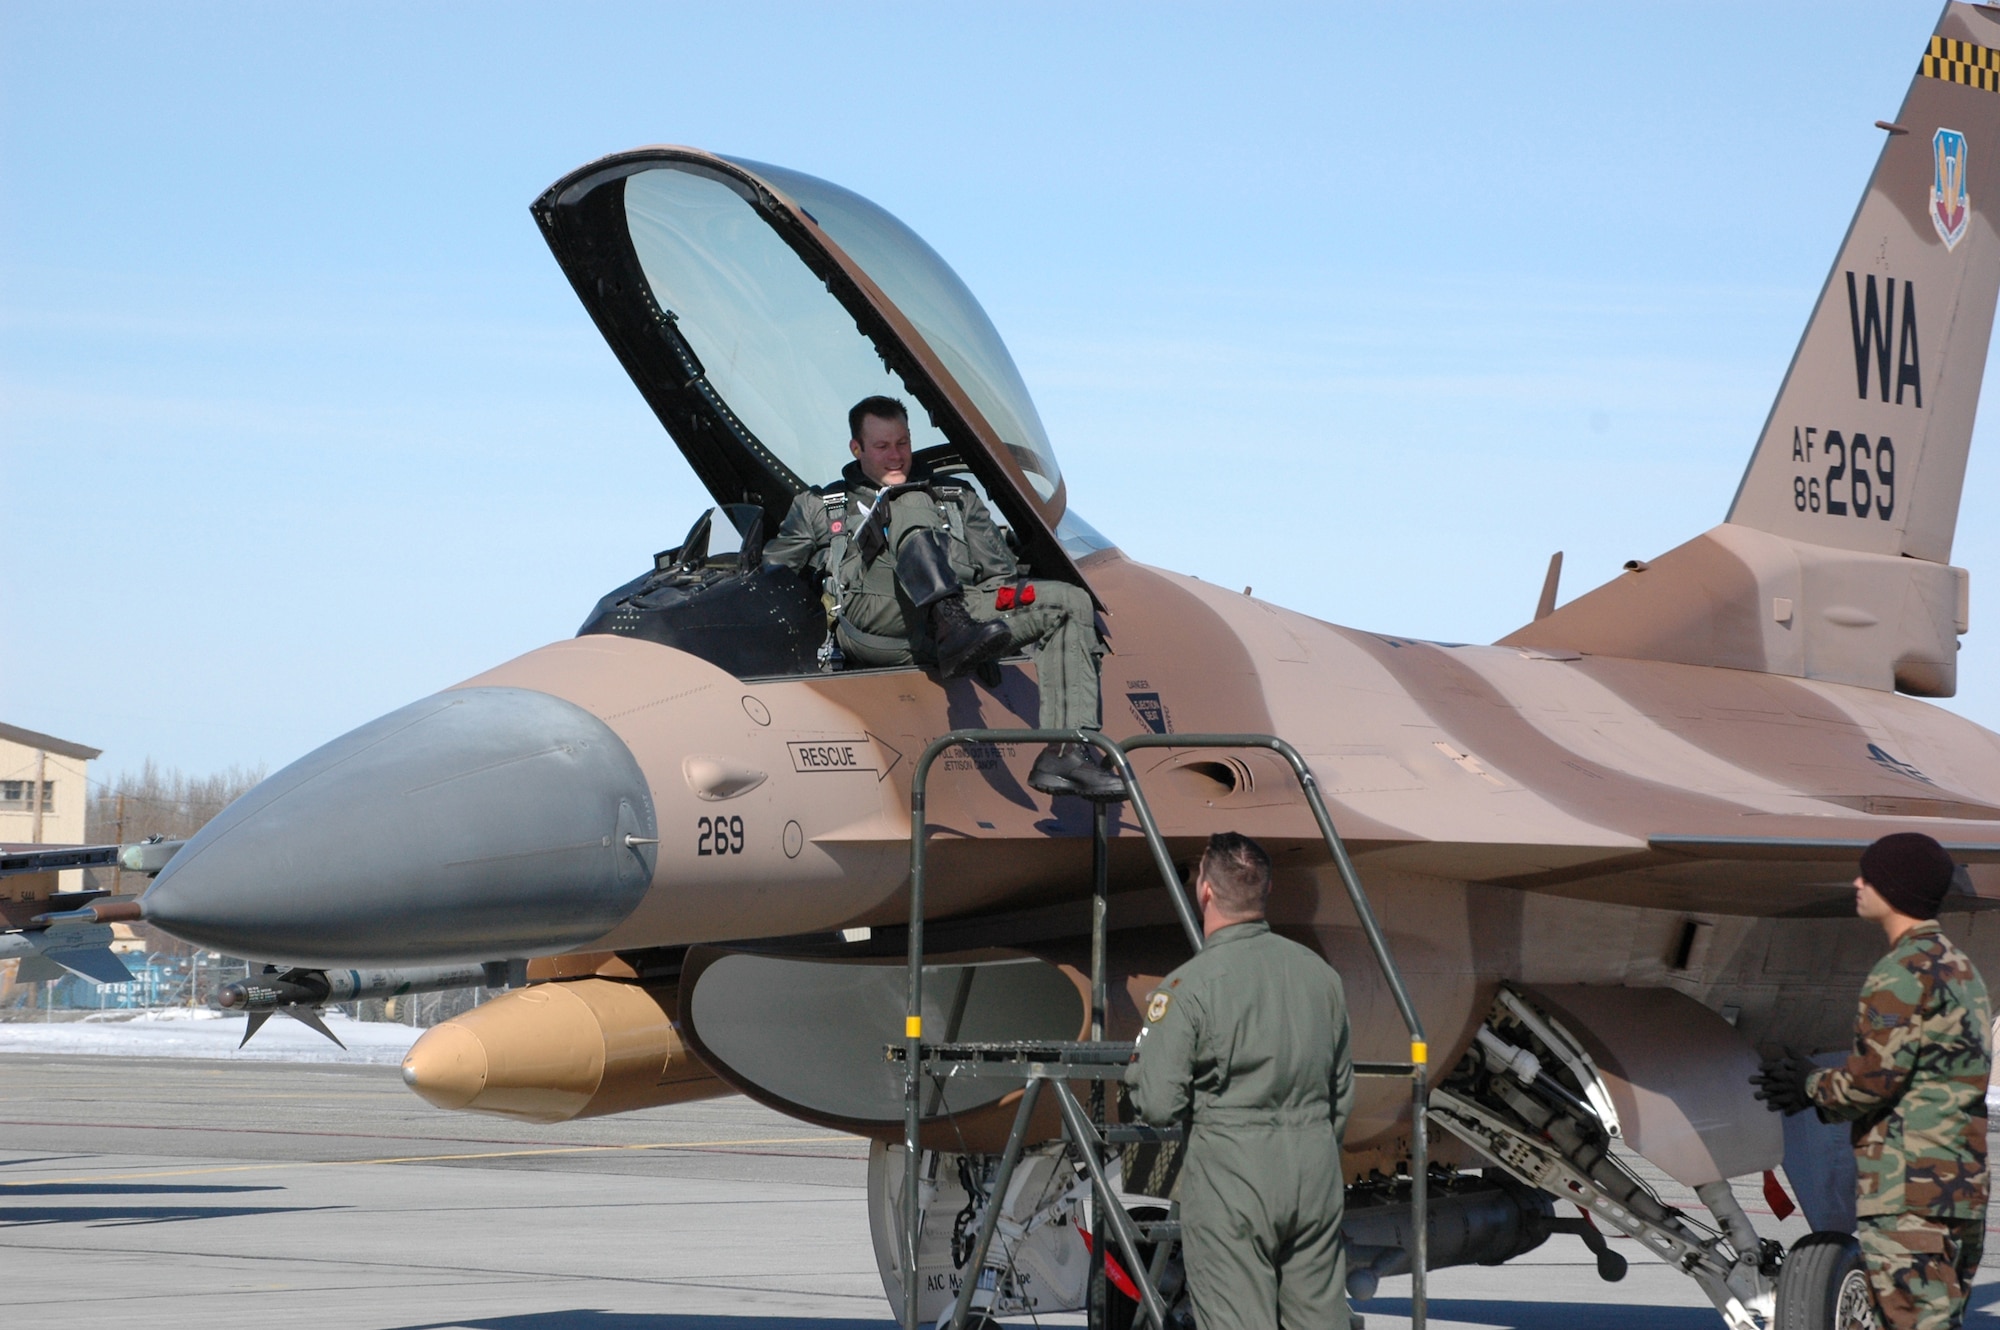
[1729,3,2000,565]
[1505,7,1995,695]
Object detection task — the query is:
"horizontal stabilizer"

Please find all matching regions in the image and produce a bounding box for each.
[0,922,134,984]
[40,945,135,985]
[38,922,135,984]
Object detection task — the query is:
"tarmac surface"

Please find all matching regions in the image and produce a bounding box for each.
[3,1052,1999,1330]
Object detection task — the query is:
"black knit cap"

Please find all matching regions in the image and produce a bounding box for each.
[1859,832,1957,920]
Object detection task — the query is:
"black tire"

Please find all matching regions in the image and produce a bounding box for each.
[1100,1205,1192,1330]
[1775,1231,1876,1330]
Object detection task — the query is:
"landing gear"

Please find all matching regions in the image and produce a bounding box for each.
[866,1140,1190,1330]
[867,1140,1095,1324]
[1099,1203,1191,1330]
[1775,1233,1875,1330]
[1428,988,1781,1330]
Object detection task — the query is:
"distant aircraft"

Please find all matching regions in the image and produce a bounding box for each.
[0,839,178,984]
[129,5,2000,1327]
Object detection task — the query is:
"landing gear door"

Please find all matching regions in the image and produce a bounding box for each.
[533,147,1096,602]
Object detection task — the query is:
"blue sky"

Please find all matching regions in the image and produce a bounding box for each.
[5,2,1995,779]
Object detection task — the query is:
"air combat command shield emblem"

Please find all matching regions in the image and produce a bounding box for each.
[1934,127,1970,250]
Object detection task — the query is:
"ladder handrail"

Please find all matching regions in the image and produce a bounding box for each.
[902,727,1429,1330]
[1118,734,1428,1055]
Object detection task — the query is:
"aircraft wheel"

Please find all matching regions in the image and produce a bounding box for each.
[1774,1232,1875,1330]
[1099,1205,1192,1330]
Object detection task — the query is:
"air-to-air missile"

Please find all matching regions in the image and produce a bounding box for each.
[215,961,518,1047]
[120,7,2000,1326]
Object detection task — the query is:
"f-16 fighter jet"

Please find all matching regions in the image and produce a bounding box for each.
[131,6,2000,1327]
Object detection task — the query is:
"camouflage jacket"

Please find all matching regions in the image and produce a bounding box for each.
[1806,920,1992,1218]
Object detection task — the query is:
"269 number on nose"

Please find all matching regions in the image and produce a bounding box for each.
[696,815,745,855]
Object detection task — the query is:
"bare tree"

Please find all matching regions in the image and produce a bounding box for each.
[83,761,265,959]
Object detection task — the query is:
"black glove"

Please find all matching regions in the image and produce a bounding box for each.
[1750,1048,1815,1115]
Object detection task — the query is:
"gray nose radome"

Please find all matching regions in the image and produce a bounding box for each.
[143,687,658,965]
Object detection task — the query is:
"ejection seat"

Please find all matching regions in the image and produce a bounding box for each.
[577,461,1038,682]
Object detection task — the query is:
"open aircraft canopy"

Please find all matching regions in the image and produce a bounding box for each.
[533,148,1102,591]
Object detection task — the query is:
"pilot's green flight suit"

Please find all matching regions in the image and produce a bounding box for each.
[765,461,1104,729]
[1126,921,1354,1330]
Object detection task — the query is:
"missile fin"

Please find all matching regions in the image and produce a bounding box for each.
[239,1011,272,1048]
[284,1005,346,1049]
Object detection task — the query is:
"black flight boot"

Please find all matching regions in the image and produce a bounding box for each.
[897,530,1011,679]
[929,594,1014,679]
[1027,743,1127,803]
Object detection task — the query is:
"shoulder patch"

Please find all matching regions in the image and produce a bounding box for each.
[1145,991,1172,1023]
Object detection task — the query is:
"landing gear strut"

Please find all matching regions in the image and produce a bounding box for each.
[1428,988,1784,1330]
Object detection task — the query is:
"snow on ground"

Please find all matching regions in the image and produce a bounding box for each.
[0,1007,422,1064]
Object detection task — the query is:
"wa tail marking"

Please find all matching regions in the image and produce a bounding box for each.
[1845,273,1923,406]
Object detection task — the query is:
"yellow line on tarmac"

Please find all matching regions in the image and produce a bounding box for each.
[0,1135,861,1186]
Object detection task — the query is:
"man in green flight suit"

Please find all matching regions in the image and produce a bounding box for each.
[1754,832,1991,1330]
[764,394,1123,801]
[1125,832,1354,1330]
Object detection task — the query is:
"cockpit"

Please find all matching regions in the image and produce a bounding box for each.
[533,150,1112,680]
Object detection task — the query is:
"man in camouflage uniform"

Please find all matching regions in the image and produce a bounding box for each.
[764,395,1122,801]
[1126,832,1354,1330]
[1755,832,1991,1330]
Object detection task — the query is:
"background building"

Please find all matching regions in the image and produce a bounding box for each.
[0,721,100,891]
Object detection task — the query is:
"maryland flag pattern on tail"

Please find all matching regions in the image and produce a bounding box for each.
[1808,921,1992,1218]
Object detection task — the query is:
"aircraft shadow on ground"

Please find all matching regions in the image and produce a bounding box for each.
[0,1202,337,1227]
[1362,1284,2000,1328]
[1356,1300,1733,1330]
[0,1182,280,1197]
[396,1316,893,1330]
[370,1279,2000,1330]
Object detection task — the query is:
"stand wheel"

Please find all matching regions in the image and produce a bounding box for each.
[1098,1205,1191,1330]
[1775,1231,1875,1330]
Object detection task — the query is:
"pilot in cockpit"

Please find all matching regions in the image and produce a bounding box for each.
[764,395,1125,802]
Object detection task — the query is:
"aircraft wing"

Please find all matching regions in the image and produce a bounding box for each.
[1648,833,2000,863]
[0,842,122,878]
[1418,824,2000,918]
[0,923,133,985]
[0,839,182,881]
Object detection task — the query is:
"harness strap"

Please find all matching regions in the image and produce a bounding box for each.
[816,489,853,670]
[933,484,969,545]
[835,615,913,656]
[820,482,972,657]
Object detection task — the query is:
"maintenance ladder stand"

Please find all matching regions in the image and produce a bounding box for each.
[890,730,1433,1330]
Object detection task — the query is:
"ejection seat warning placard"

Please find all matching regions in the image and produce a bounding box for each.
[788,740,877,775]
